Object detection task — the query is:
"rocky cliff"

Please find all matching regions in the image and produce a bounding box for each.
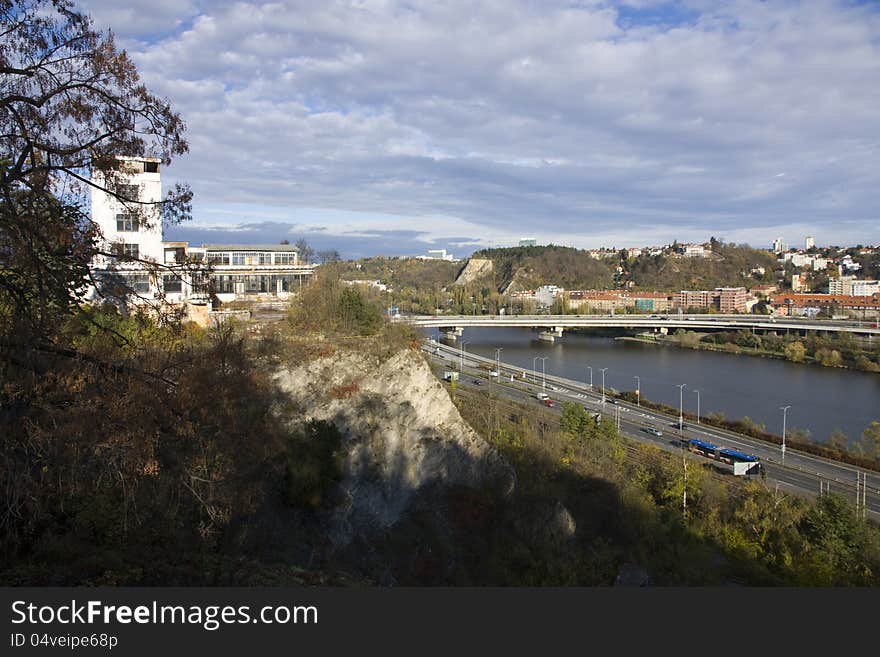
[453,257,494,286]
[273,348,515,549]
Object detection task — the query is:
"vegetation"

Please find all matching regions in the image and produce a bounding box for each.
[626,241,776,291]
[3,2,877,588]
[657,327,880,373]
[450,387,880,585]
[470,245,615,292]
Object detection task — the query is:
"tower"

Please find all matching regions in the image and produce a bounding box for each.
[90,156,163,269]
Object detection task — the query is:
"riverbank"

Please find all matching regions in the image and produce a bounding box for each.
[616,332,880,374]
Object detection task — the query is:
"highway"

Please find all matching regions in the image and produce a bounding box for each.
[423,340,880,520]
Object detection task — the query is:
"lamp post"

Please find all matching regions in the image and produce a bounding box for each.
[633,376,640,407]
[693,389,700,424]
[494,347,503,376]
[676,384,686,432]
[532,356,541,384]
[587,366,593,391]
[780,405,791,463]
[599,367,608,404]
[537,357,548,390]
[460,340,470,371]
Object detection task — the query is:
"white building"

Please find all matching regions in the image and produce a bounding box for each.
[534,284,563,307]
[772,237,786,253]
[88,158,314,306]
[852,280,880,296]
[422,248,454,261]
[805,236,815,250]
[683,244,708,258]
[840,254,862,273]
[519,237,537,247]
[832,277,880,296]
[782,252,829,271]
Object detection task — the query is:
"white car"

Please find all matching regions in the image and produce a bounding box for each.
[489,370,499,378]
[536,392,550,401]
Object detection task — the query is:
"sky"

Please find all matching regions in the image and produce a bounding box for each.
[78,0,880,259]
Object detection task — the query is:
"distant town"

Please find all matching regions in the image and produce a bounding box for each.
[354,235,880,321]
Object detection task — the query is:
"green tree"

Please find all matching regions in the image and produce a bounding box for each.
[797,493,872,585]
[338,287,382,335]
[784,341,806,363]
[857,421,880,461]
[560,401,593,439]
[827,429,848,453]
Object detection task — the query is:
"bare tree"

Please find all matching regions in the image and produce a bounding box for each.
[318,249,341,264]
[1,0,191,348]
[295,237,314,264]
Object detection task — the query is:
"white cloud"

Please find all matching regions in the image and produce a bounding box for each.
[78,0,880,252]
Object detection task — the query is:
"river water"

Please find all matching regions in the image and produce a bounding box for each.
[426,327,880,446]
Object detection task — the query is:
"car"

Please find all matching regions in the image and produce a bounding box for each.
[489,370,499,378]
[642,427,663,437]
[472,379,483,385]
[607,398,618,405]
[536,392,550,401]
[542,398,554,407]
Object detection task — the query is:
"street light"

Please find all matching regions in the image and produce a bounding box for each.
[587,365,593,390]
[494,347,503,376]
[460,340,471,371]
[599,367,608,404]
[537,356,548,390]
[676,384,686,432]
[532,356,541,384]
[780,405,791,463]
[693,389,700,424]
[633,376,640,407]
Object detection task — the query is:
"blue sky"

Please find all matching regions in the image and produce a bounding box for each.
[80,0,880,258]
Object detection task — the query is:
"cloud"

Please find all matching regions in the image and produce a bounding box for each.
[166,220,477,259]
[82,0,880,252]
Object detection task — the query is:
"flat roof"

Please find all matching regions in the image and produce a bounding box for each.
[197,244,299,252]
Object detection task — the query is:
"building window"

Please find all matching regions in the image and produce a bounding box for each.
[231,251,273,265]
[117,184,139,201]
[163,275,183,293]
[116,214,139,231]
[123,243,139,259]
[143,161,159,173]
[274,252,297,264]
[128,275,150,293]
[206,251,230,265]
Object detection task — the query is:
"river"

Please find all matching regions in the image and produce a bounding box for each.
[426,326,880,446]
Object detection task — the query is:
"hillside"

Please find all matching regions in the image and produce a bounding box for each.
[464,245,616,292]
[339,257,461,290]
[627,243,777,290]
[273,348,515,553]
[458,242,778,293]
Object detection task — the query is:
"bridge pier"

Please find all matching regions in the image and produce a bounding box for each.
[538,326,564,342]
[440,326,464,340]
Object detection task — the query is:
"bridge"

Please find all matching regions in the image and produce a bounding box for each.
[403,313,880,341]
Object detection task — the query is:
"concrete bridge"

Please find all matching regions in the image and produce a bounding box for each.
[402,313,880,341]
